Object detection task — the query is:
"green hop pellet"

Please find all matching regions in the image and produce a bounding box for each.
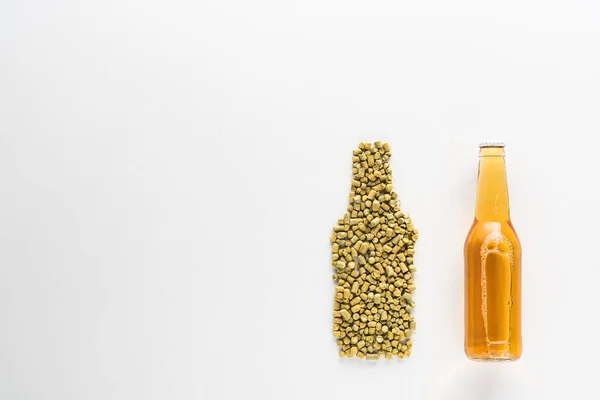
[330,142,418,360]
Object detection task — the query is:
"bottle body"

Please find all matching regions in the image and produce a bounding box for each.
[464,145,522,361]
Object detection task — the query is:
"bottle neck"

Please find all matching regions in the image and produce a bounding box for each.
[475,147,510,222]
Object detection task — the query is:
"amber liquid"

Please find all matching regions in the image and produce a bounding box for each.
[464,146,522,361]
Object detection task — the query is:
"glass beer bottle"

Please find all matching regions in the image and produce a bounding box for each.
[464,142,522,361]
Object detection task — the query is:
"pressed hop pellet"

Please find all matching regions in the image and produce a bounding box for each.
[330,142,418,360]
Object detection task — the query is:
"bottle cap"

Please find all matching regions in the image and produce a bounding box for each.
[479,141,505,148]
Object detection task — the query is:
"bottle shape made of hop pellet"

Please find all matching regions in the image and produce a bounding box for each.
[464,141,522,361]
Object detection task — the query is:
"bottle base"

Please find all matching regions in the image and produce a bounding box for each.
[466,353,521,362]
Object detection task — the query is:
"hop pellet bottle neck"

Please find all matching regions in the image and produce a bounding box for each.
[475,147,510,222]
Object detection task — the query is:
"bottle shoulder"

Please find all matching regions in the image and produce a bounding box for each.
[465,219,520,249]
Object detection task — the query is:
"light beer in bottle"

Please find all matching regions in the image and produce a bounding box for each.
[464,141,522,361]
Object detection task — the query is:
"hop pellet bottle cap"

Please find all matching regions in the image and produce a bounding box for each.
[479,141,505,148]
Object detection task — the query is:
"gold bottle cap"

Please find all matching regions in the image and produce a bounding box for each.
[479,141,505,148]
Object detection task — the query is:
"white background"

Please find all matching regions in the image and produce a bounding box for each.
[1,1,599,399]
